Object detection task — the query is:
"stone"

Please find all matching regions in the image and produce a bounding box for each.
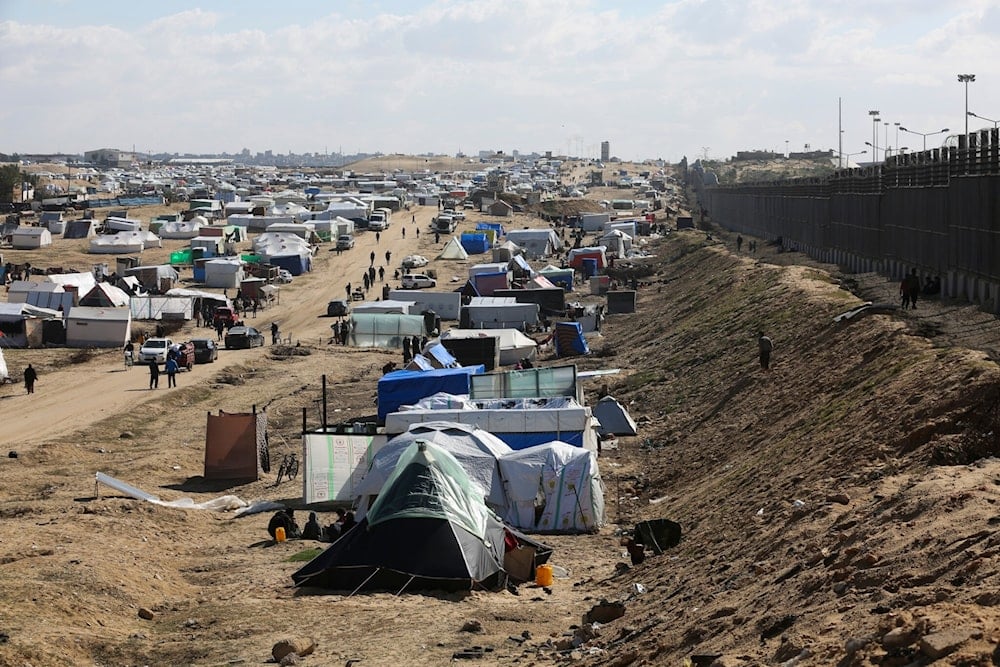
[844,637,869,655]
[881,627,916,651]
[119,432,135,439]
[7,451,17,459]
[918,630,969,660]
[279,654,301,666]
[137,607,154,620]
[826,493,851,505]
[461,619,483,633]
[272,637,317,662]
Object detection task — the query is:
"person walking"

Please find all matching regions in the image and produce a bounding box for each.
[23,364,37,394]
[370,251,375,266]
[402,227,406,239]
[736,234,744,252]
[378,266,385,282]
[906,269,921,310]
[385,250,391,264]
[757,332,773,371]
[165,357,178,388]
[375,232,381,244]
[215,320,225,342]
[148,361,160,390]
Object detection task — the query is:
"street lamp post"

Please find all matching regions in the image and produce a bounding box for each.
[884,122,890,159]
[899,127,951,152]
[868,110,880,160]
[967,111,1000,129]
[836,149,867,166]
[958,74,975,138]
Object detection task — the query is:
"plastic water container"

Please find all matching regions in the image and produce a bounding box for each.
[274,526,286,542]
[535,563,554,587]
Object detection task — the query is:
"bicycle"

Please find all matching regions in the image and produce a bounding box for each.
[274,452,299,486]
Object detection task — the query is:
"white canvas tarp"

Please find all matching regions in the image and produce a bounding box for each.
[302,432,387,504]
[349,313,426,348]
[593,395,638,436]
[437,236,469,260]
[440,328,537,366]
[498,440,604,533]
[0,348,7,381]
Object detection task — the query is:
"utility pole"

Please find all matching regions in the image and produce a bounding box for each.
[838,97,843,169]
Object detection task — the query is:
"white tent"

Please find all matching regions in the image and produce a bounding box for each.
[439,328,537,366]
[437,236,469,260]
[498,440,604,533]
[354,421,512,520]
[11,227,53,249]
[89,232,144,254]
[65,306,132,348]
[0,348,7,381]
[353,300,416,315]
[159,218,205,239]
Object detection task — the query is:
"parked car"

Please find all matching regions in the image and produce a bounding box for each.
[190,338,218,364]
[401,254,429,269]
[138,337,173,365]
[336,234,355,250]
[401,273,436,289]
[225,326,266,349]
[213,306,239,329]
[326,299,351,317]
[276,269,294,284]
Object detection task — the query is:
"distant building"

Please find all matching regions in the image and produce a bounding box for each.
[734,150,782,162]
[788,149,835,161]
[601,141,610,162]
[83,148,135,168]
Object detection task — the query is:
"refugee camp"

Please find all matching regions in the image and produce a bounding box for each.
[3,3,1000,666]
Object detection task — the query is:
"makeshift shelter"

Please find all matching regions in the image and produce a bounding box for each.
[385,396,599,452]
[567,247,608,271]
[498,441,604,533]
[65,306,131,348]
[468,364,581,402]
[124,265,179,292]
[203,259,245,289]
[377,366,485,422]
[492,240,521,263]
[349,313,426,349]
[437,236,469,261]
[89,232,145,254]
[354,422,512,519]
[79,283,130,308]
[459,297,538,330]
[388,289,462,321]
[440,328,537,367]
[203,409,267,481]
[593,395,638,436]
[539,265,575,291]
[471,271,510,296]
[11,227,52,250]
[494,287,566,316]
[64,219,98,239]
[554,321,590,357]
[0,348,7,382]
[302,431,388,503]
[291,441,510,592]
[504,229,561,259]
[460,232,491,255]
[599,229,633,258]
[353,300,415,315]
[159,218,204,239]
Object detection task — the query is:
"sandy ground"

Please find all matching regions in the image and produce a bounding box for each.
[4,163,1000,666]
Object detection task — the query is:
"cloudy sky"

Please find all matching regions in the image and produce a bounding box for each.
[2,0,998,162]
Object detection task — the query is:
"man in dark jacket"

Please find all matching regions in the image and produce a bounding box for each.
[23,364,37,394]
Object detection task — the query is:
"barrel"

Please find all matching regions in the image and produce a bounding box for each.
[535,563,554,587]
[275,526,286,543]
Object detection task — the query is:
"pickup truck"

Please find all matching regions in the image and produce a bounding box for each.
[213,306,239,329]
[434,215,457,233]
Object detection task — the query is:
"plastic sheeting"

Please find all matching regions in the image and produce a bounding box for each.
[376,366,485,421]
[302,432,386,503]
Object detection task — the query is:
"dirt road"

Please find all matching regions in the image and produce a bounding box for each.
[0,206,439,450]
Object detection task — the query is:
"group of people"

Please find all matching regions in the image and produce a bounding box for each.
[330,319,352,345]
[735,235,758,253]
[899,270,941,310]
[267,508,357,542]
[401,335,427,364]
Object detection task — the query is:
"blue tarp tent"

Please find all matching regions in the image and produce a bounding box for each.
[460,233,491,255]
[269,254,311,276]
[553,321,590,357]
[476,222,505,237]
[377,365,485,422]
[581,258,599,278]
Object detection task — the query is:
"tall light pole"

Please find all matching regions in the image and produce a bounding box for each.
[968,111,1000,129]
[958,74,975,138]
[894,122,900,154]
[835,149,867,166]
[868,110,880,161]
[884,122,890,159]
[899,126,951,152]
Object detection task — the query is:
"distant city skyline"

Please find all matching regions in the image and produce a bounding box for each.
[1,1,997,162]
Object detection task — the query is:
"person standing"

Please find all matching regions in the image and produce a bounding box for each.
[906,269,921,310]
[736,235,744,252]
[375,232,381,244]
[757,332,773,371]
[165,357,178,388]
[23,364,37,394]
[148,361,160,390]
[271,321,280,345]
[369,251,375,266]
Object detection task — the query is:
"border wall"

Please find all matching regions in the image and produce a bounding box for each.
[698,129,1000,313]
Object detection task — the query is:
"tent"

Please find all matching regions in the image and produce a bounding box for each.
[553,321,590,357]
[79,283,131,308]
[0,348,7,382]
[593,395,638,436]
[377,366,485,421]
[350,313,426,348]
[440,328,537,367]
[292,441,509,592]
[65,307,132,348]
[460,232,491,255]
[354,422,512,519]
[437,236,469,261]
[498,441,604,533]
[11,227,52,250]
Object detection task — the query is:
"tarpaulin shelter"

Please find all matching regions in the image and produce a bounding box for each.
[377,366,485,422]
[203,409,267,480]
[539,265,575,291]
[349,313,426,348]
[498,440,604,533]
[460,232,491,255]
[437,237,469,261]
[0,348,8,381]
[567,247,607,270]
[302,432,388,503]
[354,422,512,519]
[291,442,509,592]
[553,321,590,357]
[593,395,638,436]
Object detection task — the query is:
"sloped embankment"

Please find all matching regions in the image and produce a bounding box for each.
[586,233,1000,665]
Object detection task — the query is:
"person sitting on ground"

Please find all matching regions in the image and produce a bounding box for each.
[301,512,322,540]
[340,511,357,534]
[267,508,301,540]
[324,510,344,541]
